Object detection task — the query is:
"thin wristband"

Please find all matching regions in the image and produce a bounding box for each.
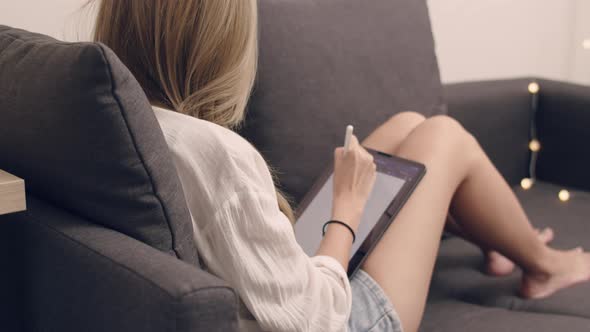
[322,220,356,243]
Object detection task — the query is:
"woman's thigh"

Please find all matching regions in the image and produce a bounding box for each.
[362,112,426,154]
[361,116,480,332]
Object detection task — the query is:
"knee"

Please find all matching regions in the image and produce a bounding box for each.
[423,115,481,163]
[388,111,426,126]
[425,115,475,144]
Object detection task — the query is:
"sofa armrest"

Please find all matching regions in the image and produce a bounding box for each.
[535,79,590,191]
[444,79,535,186]
[12,196,239,332]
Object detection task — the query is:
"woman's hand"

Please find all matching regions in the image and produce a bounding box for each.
[316,135,376,268]
[331,135,377,231]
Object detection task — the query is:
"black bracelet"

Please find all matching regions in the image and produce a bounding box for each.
[322,220,356,243]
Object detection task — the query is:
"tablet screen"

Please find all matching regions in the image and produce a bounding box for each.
[294,149,426,276]
[295,170,406,258]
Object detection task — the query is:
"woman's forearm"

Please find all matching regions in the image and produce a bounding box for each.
[315,207,362,270]
[316,226,354,269]
[320,136,375,270]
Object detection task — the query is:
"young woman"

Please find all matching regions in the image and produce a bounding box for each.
[93,1,590,331]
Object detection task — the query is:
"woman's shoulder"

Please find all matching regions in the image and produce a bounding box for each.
[153,106,254,156]
[152,105,276,221]
[152,106,272,184]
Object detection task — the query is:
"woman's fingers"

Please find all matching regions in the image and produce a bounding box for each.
[348,135,359,150]
[336,134,375,171]
[349,135,368,157]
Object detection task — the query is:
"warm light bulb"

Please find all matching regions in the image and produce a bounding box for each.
[528,82,540,94]
[583,39,590,50]
[520,178,534,190]
[558,190,570,202]
[529,139,541,152]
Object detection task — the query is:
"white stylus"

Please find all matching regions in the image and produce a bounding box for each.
[343,125,354,154]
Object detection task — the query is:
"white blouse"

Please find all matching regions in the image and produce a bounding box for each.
[153,107,352,332]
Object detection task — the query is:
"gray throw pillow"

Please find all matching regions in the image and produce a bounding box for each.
[0,25,199,265]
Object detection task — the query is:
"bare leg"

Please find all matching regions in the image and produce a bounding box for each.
[360,115,590,332]
[362,112,426,152]
[364,113,554,277]
[445,215,554,276]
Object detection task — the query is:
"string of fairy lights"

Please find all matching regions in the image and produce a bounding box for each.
[519,81,571,202]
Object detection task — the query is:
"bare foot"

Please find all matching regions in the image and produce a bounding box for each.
[485,228,554,276]
[521,248,590,299]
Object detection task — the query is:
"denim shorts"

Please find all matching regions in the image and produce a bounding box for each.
[348,269,403,332]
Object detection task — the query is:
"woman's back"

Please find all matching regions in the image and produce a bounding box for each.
[153,106,353,331]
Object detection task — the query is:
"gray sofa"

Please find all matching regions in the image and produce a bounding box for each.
[1,0,589,331]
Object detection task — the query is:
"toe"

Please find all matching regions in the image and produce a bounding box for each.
[539,227,555,243]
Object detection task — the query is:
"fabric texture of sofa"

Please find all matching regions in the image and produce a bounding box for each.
[0,25,235,331]
[240,0,446,203]
[1,0,590,331]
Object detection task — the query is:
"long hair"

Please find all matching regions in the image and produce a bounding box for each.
[92,0,295,223]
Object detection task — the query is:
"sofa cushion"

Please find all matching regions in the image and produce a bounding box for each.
[421,300,590,332]
[0,26,198,264]
[241,0,446,203]
[428,181,590,326]
[10,196,237,332]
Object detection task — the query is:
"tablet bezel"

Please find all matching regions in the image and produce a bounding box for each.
[295,148,426,277]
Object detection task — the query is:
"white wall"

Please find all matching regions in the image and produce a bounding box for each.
[428,0,590,84]
[569,0,590,84]
[1,0,93,41]
[1,0,589,85]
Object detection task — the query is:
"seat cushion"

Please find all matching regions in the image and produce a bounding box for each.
[421,300,590,332]
[426,181,590,330]
[0,26,198,264]
[241,0,445,203]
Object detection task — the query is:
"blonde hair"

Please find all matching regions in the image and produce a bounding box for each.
[92,0,295,223]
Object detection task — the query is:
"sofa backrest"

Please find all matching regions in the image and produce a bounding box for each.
[242,0,446,203]
[0,26,199,265]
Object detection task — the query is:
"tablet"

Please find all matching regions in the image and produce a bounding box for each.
[294,148,426,277]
